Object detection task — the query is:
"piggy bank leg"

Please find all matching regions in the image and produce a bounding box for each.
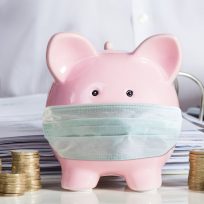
[125,151,172,191]
[125,167,162,191]
[57,156,100,191]
[61,168,100,191]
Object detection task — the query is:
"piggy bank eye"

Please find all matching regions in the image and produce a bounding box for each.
[92,90,99,96]
[126,90,133,97]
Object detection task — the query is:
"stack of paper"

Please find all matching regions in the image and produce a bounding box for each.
[0,94,203,175]
[163,113,204,175]
[0,94,61,175]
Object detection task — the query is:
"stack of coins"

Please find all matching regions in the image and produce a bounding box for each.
[188,149,204,191]
[0,159,2,172]
[11,150,41,191]
[0,173,26,196]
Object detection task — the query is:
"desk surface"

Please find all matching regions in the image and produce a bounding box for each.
[0,174,203,204]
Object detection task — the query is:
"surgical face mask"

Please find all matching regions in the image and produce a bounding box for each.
[42,104,182,161]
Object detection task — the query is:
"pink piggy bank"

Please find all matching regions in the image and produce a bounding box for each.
[44,33,181,191]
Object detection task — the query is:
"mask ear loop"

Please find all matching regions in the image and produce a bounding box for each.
[174,72,204,121]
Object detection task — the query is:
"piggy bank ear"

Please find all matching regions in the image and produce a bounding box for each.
[133,35,181,82]
[46,33,97,82]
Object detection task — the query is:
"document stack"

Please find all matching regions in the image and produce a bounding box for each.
[163,113,204,174]
[0,94,61,175]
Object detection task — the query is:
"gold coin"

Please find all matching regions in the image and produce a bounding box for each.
[0,179,26,184]
[12,153,40,157]
[188,178,204,181]
[189,183,204,186]
[189,185,204,188]
[189,170,204,174]
[12,167,40,170]
[189,178,204,181]
[27,185,42,189]
[11,155,39,158]
[12,162,40,166]
[12,173,40,178]
[12,159,40,163]
[189,164,204,167]
[0,193,24,196]
[27,187,41,190]
[26,175,41,179]
[189,159,204,162]
[190,165,204,168]
[25,172,40,175]
[0,187,25,191]
[188,180,204,184]
[189,188,204,191]
[12,169,40,173]
[0,173,25,178]
[189,186,204,189]
[0,183,25,187]
[188,149,204,191]
[9,149,42,193]
[12,162,39,166]
[26,185,41,188]
[12,166,40,171]
[0,177,26,181]
[26,180,41,184]
[189,154,204,157]
[0,182,26,186]
[189,160,204,163]
[26,186,41,190]
[12,167,39,171]
[26,178,41,182]
[26,188,41,192]
[12,158,40,162]
[12,158,40,165]
[12,164,40,168]
[0,189,25,193]
[189,169,204,171]
[190,149,204,155]
[188,182,204,185]
[11,149,39,155]
[189,171,204,174]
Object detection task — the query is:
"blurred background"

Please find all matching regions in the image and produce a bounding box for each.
[0,0,204,111]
